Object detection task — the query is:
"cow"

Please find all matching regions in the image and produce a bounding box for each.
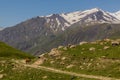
[25,58,31,64]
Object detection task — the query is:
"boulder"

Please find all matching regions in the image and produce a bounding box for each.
[0,74,4,79]
[61,57,66,60]
[89,47,95,51]
[42,76,47,79]
[58,46,64,49]
[103,46,110,50]
[79,41,87,45]
[66,64,74,69]
[103,39,111,42]
[63,47,68,50]
[111,41,120,46]
[70,45,76,48]
[91,42,97,44]
[99,42,104,45]
[48,48,59,56]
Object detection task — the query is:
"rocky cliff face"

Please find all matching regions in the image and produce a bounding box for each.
[0,8,120,55]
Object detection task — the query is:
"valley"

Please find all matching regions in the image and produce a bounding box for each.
[0,8,120,80]
[0,39,120,80]
[1,8,120,55]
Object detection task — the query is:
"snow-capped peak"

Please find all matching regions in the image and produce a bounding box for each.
[113,11,120,20]
[115,11,120,14]
[38,8,120,32]
[60,8,102,25]
[83,8,101,13]
[60,8,120,25]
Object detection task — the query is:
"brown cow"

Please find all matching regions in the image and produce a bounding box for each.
[25,58,31,64]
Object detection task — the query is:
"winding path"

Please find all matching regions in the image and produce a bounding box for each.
[26,64,120,80]
[16,60,120,80]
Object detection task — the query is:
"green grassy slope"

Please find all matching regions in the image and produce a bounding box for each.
[0,41,96,80]
[0,58,97,80]
[0,42,34,59]
[41,39,120,78]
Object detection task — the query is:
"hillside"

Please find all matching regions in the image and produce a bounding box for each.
[0,8,120,55]
[38,39,120,79]
[0,41,33,59]
[0,57,97,80]
[0,43,97,80]
[29,23,120,55]
[0,39,120,80]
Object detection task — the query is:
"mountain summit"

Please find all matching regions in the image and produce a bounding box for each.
[0,8,120,55]
[37,8,120,32]
[114,11,120,20]
[61,8,120,25]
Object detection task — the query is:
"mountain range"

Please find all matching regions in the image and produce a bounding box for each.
[0,8,120,55]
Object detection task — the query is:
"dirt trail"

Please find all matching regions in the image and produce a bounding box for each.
[32,59,44,65]
[27,64,120,80]
[16,60,120,80]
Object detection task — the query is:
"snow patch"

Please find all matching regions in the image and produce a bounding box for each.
[61,8,120,24]
[113,11,120,20]
[56,18,61,26]
[64,23,70,27]
[60,8,103,25]
[62,27,65,31]
[40,8,120,32]
[46,18,50,23]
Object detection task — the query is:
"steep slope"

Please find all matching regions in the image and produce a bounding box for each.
[0,55,96,80]
[29,23,120,55]
[40,14,70,31]
[0,17,54,52]
[62,23,120,44]
[61,8,120,24]
[0,15,70,54]
[0,8,120,55]
[0,41,33,59]
[114,11,120,20]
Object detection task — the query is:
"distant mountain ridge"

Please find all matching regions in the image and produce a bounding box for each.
[38,8,120,32]
[114,11,120,19]
[60,8,120,24]
[40,8,120,25]
[0,8,120,55]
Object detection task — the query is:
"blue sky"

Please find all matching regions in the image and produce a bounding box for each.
[0,0,120,27]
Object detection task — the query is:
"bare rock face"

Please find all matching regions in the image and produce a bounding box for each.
[1,9,120,56]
